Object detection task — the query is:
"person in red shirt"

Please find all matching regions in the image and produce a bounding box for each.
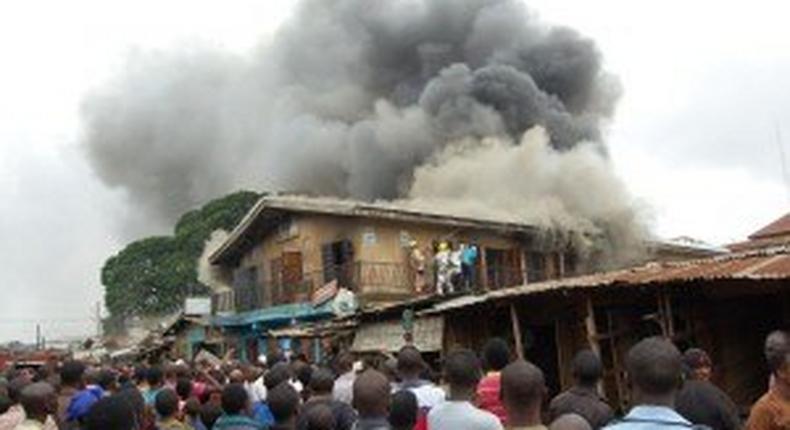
[476,338,512,425]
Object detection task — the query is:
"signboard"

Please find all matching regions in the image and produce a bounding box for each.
[351,316,444,353]
[184,297,212,316]
[362,228,377,246]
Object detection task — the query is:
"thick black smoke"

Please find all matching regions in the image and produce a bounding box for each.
[81,0,621,227]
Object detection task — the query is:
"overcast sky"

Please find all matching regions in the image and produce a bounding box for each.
[0,0,787,343]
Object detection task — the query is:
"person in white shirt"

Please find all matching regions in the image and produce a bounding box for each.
[332,353,356,405]
[392,346,445,429]
[428,349,502,430]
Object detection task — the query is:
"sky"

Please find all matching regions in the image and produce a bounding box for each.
[0,0,787,343]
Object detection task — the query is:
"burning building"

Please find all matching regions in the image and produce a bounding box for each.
[206,194,584,361]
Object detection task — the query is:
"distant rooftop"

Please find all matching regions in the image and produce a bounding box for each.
[749,213,790,240]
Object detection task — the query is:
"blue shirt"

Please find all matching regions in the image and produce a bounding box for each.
[252,401,275,427]
[604,405,695,429]
[461,246,478,266]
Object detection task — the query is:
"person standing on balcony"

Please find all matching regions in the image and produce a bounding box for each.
[461,243,479,292]
[408,241,427,294]
[434,242,452,295]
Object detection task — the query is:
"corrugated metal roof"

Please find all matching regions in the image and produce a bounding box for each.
[423,245,790,315]
[749,213,790,240]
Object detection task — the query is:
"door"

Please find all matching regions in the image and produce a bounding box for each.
[283,252,305,301]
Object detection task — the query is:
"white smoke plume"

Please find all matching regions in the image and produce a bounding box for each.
[80,0,643,261]
[405,127,646,266]
[197,230,232,291]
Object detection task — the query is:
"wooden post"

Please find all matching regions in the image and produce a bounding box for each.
[519,250,528,285]
[510,303,524,359]
[584,296,601,356]
[554,318,567,389]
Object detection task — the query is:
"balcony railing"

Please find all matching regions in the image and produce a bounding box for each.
[215,261,529,313]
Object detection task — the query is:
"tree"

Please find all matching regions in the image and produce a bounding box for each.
[101,190,261,317]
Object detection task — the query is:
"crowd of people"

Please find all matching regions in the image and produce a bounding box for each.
[1,330,790,430]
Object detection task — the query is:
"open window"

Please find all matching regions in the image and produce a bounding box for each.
[321,240,354,289]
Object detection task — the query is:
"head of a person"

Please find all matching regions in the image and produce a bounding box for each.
[184,397,201,418]
[175,377,193,400]
[482,338,511,372]
[84,395,138,430]
[115,387,145,427]
[154,389,179,420]
[84,367,100,386]
[571,350,603,388]
[19,382,57,421]
[305,403,335,430]
[389,390,418,430]
[295,362,313,389]
[501,360,545,425]
[626,337,682,404]
[132,367,147,386]
[765,330,790,382]
[146,366,164,388]
[682,348,712,381]
[97,369,118,393]
[353,369,391,419]
[335,353,354,374]
[60,360,86,389]
[200,402,223,429]
[268,382,301,425]
[7,375,32,405]
[396,346,425,380]
[549,414,593,430]
[444,349,482,397]
[264,362,293,391]
[221,383,250,416]
[309,368,335,396]
[229,368,246,385]
[267,351,286,367]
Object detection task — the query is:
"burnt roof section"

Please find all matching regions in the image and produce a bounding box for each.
[749,212,790,240]
[209,195,542,265]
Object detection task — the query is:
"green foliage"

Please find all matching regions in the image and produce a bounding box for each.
[102,190,261,317]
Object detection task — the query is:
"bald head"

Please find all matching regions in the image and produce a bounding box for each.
[20,382,56,421]
[765,330,790,374]
[353,369,391,419]
[502,360,545,408]
[626,337,681,397]
[550,414,592,430]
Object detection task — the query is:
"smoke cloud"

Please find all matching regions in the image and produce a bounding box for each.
[81,0,643,261]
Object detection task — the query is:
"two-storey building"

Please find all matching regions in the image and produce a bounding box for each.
[207,195,580,361]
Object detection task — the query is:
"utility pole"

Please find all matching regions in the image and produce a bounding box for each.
[95,301,102,339]
[35,324,41,350]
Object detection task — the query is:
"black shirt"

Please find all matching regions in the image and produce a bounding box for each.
[676,380,741,430]
[549,386,615,429]
[296,396,358,430]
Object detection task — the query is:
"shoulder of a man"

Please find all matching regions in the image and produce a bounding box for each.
[746,392,780,430]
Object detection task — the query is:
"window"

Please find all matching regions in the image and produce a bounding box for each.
[321,240,354,289]
[269,252,304,304]
[232,266,260,311]
[526,252,546,283]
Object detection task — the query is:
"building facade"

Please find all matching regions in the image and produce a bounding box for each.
[207,195,579,361]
